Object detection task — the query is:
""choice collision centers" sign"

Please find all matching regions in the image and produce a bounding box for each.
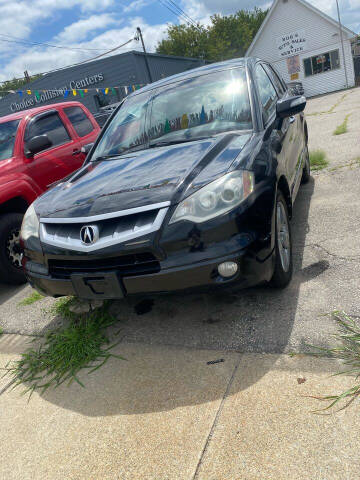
[10,73,104,112]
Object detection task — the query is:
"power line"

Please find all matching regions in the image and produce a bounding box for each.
[0,34,107,52]
[166,0,200,28]
[157,0,201,30]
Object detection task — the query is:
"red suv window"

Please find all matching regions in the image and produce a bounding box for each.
[25,112,70,150]
[63,106,94,137]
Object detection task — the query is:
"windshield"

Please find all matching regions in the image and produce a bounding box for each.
[0,120,20,161]
[92,68,252,159]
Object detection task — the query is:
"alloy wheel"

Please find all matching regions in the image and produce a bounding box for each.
[276,201,290,272]
[6,229,22,269]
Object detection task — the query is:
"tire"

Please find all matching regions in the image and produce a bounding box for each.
[301,145,310,184]
[0,213,27,285]
[270,191,293,288]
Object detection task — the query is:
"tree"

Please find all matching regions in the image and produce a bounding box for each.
[0,74,43,98]
[156,8,268,62]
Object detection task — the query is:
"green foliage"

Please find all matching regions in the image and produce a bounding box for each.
[18,290,44,306]
[3,300,124,396]
[309,150,328,171]
[333,114,350,135]
[0,327,3,336]
[304,312,360,411]
[0,74,42,98]
[156,8,268,62]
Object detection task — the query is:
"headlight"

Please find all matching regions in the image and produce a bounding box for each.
[20,204,40,242]
[169,170,254,224]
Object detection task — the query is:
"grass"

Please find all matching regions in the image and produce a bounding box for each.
[303,311,360,411]
[333,114,350,135]
[309,150,328,171]
[18,290,44,306]
[3,299,124,396]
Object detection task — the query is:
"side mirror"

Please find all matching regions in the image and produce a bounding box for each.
[81,143,94,155]
[276,95,306,119]
[26,134,52,157]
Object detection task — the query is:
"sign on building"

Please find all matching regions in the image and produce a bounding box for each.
[276,30,307,58]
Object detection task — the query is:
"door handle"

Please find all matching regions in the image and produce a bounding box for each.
[289,116,296,124]
[72,149,81,155]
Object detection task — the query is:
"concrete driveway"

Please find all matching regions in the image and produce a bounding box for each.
[1,87,360,479]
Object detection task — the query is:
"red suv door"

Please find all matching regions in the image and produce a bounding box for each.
[23,109,83,190]
[61,105,99,162]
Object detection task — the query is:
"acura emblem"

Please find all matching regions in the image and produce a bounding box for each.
[80,225,99,245]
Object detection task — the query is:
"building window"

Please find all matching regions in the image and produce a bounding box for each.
[303,49,340,77]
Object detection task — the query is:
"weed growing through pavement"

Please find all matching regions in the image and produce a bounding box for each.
[3,299,124,397]
[333,114,350,135]
[18,290,44,306]
[303,311,360,411]
[309,150,328,171]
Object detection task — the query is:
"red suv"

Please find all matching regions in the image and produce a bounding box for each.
[0,101,100,284]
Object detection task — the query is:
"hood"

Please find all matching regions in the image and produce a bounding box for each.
[36,133,251,218]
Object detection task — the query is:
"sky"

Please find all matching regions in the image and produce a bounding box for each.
[0,0,359,82]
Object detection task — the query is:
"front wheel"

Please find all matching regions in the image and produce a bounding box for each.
[0,213,27,285]
[270,192,293,288]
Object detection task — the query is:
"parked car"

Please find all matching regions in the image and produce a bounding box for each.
[93,102,123,128]
[22,57,310,299]
[0,101,100,284]
[287,81,305,96]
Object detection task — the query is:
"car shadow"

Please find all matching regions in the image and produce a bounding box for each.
[39,178,324,416]
[0,282,27,307]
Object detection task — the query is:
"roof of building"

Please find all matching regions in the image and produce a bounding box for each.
[246,0,356,56]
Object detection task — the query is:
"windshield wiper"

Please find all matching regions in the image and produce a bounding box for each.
[149,136,214,148]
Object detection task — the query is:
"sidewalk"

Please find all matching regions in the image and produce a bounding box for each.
[1,334,359,480]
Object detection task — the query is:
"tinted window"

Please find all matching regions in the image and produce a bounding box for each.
[64,106,94,137]
[264,64,285,96]
[255,64,278,124]
[149,68,252,143]
[93,91,152,157]
[0,120,19,161]
[25,112,70,150]
[93,68,252,158]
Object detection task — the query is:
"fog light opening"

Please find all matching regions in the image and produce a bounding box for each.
[218,261,238,278]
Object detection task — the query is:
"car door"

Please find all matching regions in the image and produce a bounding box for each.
[61,105,100,165]
[254,63,297,192]
[264,63,304,197]
[24,110,82,190]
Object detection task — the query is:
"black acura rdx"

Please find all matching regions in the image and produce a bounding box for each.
[21,57,310,300]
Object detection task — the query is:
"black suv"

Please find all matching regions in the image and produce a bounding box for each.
[21,57,310,300]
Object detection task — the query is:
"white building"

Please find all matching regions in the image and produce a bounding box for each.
[246,0,356,97]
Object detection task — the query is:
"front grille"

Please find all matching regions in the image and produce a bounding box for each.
[48,252,160,279]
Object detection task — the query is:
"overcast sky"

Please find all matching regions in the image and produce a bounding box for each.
[0,0,358,82]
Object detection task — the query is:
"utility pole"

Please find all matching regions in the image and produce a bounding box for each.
[336,0,349,88]
[136,27,153,83]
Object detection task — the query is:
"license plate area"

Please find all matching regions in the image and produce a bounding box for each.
[71,272,124,299]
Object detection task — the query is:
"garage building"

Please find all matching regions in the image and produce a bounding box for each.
[0,51,204,117]
[246,0,356,97]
